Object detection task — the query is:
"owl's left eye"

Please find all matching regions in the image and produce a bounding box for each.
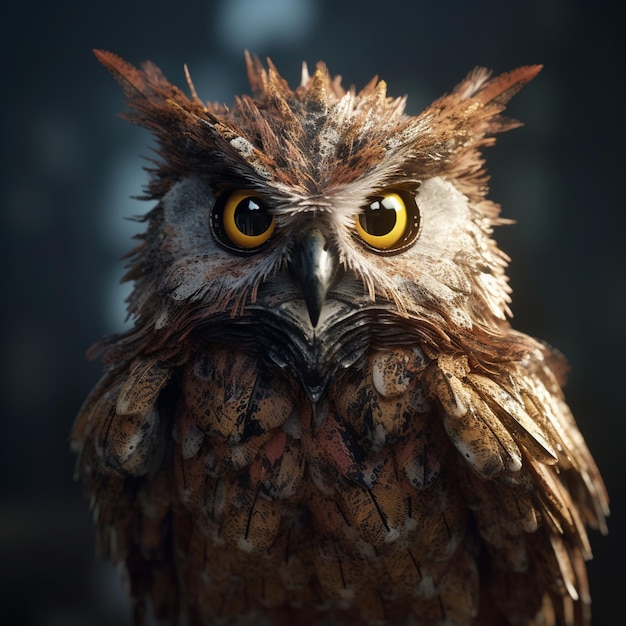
[355,191,420,252]
[212,190,275,251]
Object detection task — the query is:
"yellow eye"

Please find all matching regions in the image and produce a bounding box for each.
[220,190,275,250]
[356,192,419,251]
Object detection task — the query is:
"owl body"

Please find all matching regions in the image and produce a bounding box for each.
[72,51,608,626]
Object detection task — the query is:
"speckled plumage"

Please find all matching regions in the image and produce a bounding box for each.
[72,51,608,626]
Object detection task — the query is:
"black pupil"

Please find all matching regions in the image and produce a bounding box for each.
[359,197,397,236]
[234,198,272,236]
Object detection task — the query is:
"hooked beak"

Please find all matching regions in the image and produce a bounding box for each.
[289,228,340,327]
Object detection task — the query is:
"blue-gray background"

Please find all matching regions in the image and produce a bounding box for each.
[1,0,622,623]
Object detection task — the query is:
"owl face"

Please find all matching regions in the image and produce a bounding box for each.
[155,174,486,396]
[108,53,536,398]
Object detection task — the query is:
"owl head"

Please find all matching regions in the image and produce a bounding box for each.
[95,50,541,399]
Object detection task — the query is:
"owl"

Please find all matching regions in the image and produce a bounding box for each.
[72,50,609,626]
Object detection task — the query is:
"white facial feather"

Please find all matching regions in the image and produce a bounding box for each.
[157,176,289,324]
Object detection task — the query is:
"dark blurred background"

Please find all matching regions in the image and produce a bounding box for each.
[1,0,623,623]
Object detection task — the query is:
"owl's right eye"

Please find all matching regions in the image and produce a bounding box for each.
[211,190,275,252]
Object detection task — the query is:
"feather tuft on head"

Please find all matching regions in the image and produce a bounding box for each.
[94,50,541,202]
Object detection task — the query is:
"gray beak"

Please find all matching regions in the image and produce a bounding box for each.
[289,227,340,327]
